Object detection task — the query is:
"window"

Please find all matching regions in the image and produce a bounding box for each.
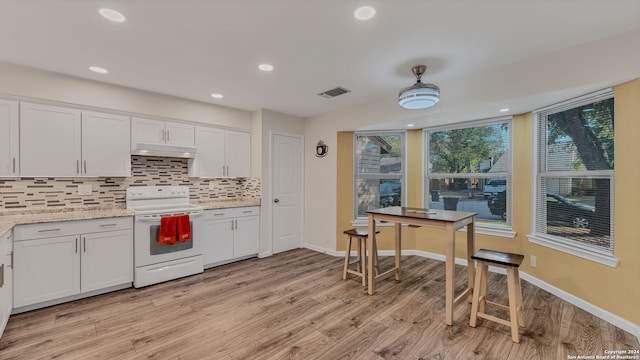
[532,89,615,261]
[354,132,405,220]
[424,118,512,229]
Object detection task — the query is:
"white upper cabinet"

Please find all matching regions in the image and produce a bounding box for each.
[190,126,251,178]
[20,102,82,177]
[226,130,251,178]
[0,99,19,177]
[191,126,226,178]
[131,117,195,147]
[20,102,131,177]
[82,111,131,177]
[165,122,195,146]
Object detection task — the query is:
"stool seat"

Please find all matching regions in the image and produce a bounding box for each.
[342,228,380,287]
[470,248,525,343]
[471,249,524,268]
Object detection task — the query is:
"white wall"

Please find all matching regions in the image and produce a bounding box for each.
[0,61,252,129]
[255,109,304,256]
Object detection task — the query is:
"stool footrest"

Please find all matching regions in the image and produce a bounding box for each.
[486,300,510,312]
[477,313,511,327]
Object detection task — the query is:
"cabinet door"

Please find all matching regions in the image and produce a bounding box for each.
[225,130,251,178]
[0,232,13,339]
[131,117,165,145]
[233,216,260,258]
[165,121,195,146]
[0,99,19,177]
[20,102,82,177]
[190,126,225,178]
[13,235,80,308]
[202,217,234,266]
[81,230,133,293]
[82,111,131,176]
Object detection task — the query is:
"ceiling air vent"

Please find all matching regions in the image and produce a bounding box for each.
[317,86,351,99]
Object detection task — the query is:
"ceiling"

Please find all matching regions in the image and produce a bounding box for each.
[0,1,638,124]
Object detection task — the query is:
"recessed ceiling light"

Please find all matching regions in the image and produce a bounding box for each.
[354,6,376,20]
[407,124,415,127]
[258,64,274,72]
[89,66,108,74]
[499,108,510,112]
[210,93,223,99]
[99,8,126,23]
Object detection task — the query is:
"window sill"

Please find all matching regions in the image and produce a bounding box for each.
[527,233,619,268]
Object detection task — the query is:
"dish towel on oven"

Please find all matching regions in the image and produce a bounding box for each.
[176,214,192,242]
[159,215,177,245]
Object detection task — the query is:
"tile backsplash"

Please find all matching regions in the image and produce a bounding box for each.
[0,156,261,210]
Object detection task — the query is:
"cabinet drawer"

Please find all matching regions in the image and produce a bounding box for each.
[14,217,133,241]
[203,206,259,220]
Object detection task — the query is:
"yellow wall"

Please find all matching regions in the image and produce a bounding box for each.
[335,78,640,326]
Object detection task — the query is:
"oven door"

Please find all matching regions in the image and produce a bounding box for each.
[134,213,204,267]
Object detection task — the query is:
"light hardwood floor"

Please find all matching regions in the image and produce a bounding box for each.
[0,249,637,359]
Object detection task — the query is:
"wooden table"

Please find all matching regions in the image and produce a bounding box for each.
[366,206,477,326]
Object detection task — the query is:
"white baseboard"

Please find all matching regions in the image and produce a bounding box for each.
[307,244,640,342]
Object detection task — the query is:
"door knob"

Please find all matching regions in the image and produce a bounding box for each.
[274,198,280,203]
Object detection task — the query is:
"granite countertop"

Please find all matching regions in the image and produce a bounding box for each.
[192,198,261,210]
[0,199,261,237]
[0,207,134,238]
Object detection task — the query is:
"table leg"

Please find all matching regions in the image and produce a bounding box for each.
[395,222,401,281]
[445,222,455,325]
[367,213,375,295]
[466,220,475,300]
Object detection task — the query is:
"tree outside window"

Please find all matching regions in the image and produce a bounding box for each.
[354,132,404,219]
[536,95,614,255]
[425,119,512,227]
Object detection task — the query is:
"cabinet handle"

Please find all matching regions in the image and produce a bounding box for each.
[213,213,225,216]
[162,129,166,142]
[77,160,80,174]
[99,223,118,227]
[84,160,87,174]
[242,210,253,214]
[83,237,86,252]
[167,129,170,142]
[12,157,16,173]
[9,251,13,269]
[38,228,61,233]
[0,264,4,289]
[75,238,78,253]
[230,220,234,231]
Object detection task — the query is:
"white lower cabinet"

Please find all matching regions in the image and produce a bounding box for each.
[0,231,13,339]
[13,217,133,309]
[202,207,259,267]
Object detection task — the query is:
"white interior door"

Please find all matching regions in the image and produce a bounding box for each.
[272,133,303,254]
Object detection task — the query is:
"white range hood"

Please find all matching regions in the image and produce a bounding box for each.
[131,142,197,159]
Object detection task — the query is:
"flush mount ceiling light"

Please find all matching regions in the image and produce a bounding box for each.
[258,64,274,72]
[99,8,126,23]
[398,65,440,110]
[499,108,510,113]
[210,93,223,99]
[89,66,108,74]
[354,6,376,20]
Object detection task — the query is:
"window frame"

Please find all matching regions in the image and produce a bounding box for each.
[422,117,514,237]
[352,131,407,223]
[527,88,618,267]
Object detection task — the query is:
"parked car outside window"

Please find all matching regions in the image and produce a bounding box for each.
[483,178,507,198]
[488,192,595,229]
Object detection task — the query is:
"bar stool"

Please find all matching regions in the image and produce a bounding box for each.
[342,228,380,286]
[469,248,525,343]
